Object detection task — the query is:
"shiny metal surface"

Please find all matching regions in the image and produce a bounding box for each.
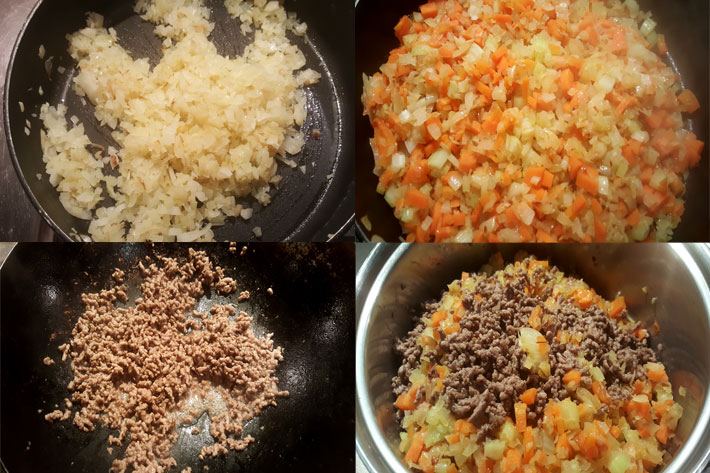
[357,244,710,473]
[0,0,51,241]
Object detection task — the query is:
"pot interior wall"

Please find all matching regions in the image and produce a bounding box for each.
[362,244,709,470]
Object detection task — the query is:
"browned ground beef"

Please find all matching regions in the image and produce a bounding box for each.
[46,249,287,472]
[393,259,658,440]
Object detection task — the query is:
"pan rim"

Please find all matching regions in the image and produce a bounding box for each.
[3,0,354,242]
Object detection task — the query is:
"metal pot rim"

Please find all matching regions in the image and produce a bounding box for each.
[356,243,710,473]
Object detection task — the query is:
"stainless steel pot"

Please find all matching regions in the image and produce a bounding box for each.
[356,244,710,473]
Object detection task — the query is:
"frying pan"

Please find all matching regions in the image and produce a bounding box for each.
[3,0,355,242]
[0,243,355,472]
[355,0,709,242]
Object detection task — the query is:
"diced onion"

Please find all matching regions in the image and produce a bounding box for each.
[448,174,462,191]
[421,216,432,231]
[428,149,450,169]
[454,227,473,242]
[391,152,406,172]
[427,123,442,140]
[515,202,535,226]
[598,176,610,196]
[400,207,415,222]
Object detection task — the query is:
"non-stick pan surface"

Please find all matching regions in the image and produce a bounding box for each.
[355,0,709,242]
[0,243,355,472]
[4,0,354,242]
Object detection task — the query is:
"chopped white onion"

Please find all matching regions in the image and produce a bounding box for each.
[427,122,442,140]
[391,152,406,172]
[421,216,432,231]
[598,176,610,196]
[428,149,450,169]
[515,202,535,226]
[454,227,474,243]
[448,174,462,191]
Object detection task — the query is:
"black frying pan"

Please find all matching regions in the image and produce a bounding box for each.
[4,0,354,242]
[355,0,709,242]
[0,243,355,472]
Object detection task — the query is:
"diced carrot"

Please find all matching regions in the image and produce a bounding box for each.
[445,432,460,444]
[568,152,584,179]
[556,431,571,459]
[609,27,627,54]
[405,432,425,463]
[524,166,546,186]
[404,188,430,209]
[651,129,679,158]
[645,110,667,129]
[378,169,395,189]
[615,96,636,115]
[558,68,574,95]
[642,185,667,214]
[402,153,430,185]
[622,139,643,164]
[492,45,507,64]
[536,228,556,242]
[394,385,418,411]
[442,211,467,227]
[594,219,607,241]
[394,16,412,40]
[684,133,705,168]
[576,167,599,195]
[563,369,582,387]
[573,289,594,309]
[455,419,476,435]
[527,94,538,109]
[514,402,527,432]
[439,43,455,59]
[547,19,565,41]
[476,81,492,98]
[626,208,641,226]
[541,170,554,188]
[647,364,668,383]
[501,447,522,473]
[590,198,603,216]
[610,425,621,438]
[443,322,460,334]
[678,89,700,113]
[579,427,601,460]
[420,3,438,19]
[567,193,586,219]
[609,296,626,318]
[494,14,513,24]
[520,387,538,405]
[431,310,447,327]
[656,424,670,445]
[528,306,542,330]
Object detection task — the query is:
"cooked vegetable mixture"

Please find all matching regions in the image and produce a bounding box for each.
[363,0,704,242]
[393,255,682,473]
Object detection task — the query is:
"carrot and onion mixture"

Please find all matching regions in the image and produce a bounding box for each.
[362,0,704,242]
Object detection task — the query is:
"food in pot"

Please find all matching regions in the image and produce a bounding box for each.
[362,0,704,242]
[40,0,320,241]
[393,255,682,472]
[44,249,287,472]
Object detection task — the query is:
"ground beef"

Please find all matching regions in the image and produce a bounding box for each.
[392,258,658,440]
[46,249,287,472]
